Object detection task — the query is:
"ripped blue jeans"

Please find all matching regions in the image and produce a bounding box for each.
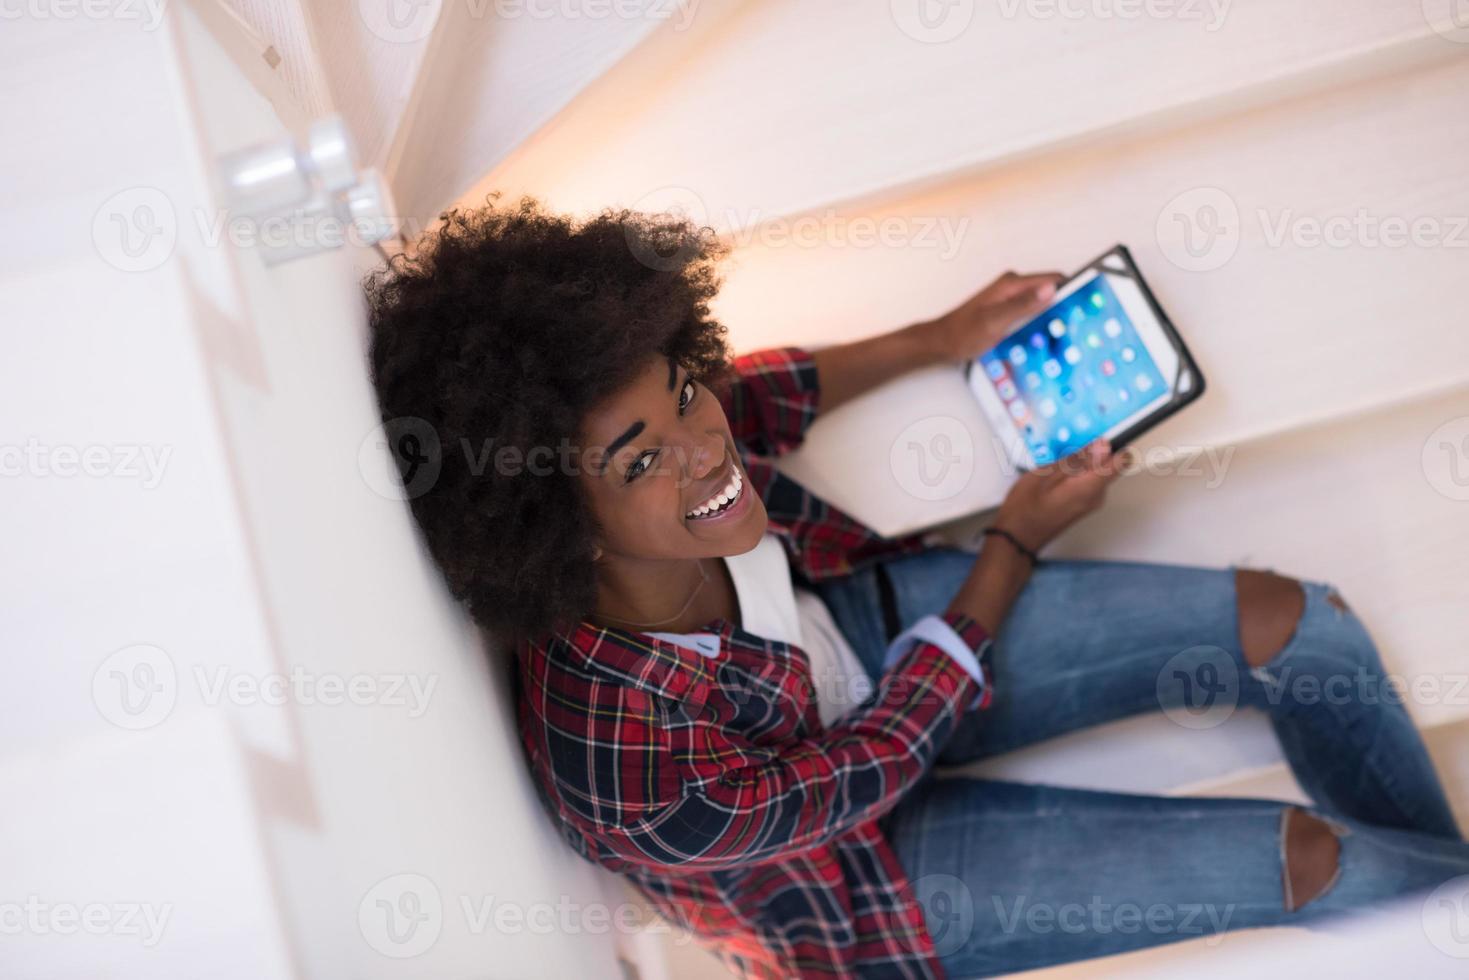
[813,548,1469,978]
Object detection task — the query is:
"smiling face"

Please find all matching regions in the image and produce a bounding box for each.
[578,353,768,563]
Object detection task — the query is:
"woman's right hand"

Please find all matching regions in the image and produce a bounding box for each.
[945,439,1132,634]
[993,439,1132,553]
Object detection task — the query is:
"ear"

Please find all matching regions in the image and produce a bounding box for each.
[590,545,603,562]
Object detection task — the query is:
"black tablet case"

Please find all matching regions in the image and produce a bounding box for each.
[966,244,1207,463]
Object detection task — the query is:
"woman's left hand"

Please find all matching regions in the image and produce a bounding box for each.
[918,270,1065,363]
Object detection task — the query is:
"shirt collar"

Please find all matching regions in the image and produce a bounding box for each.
[560,618,737,713]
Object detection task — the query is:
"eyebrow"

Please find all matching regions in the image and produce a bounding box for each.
[597,357,680,476]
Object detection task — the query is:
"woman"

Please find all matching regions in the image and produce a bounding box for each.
[365,197,1468,979]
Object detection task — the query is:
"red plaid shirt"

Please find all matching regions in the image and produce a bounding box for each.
[516,347,993,978]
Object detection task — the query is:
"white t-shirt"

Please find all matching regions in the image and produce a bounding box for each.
[650,533,872,726]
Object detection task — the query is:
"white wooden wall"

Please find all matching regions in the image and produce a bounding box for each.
[9,1,1469,977]
[1,4,624,978]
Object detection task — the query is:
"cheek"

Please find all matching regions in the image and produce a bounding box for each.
[584,478,683,545]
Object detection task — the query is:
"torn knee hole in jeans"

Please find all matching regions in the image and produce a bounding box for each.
[1280,807,1346,912]
[1326,589,1350,615]
[1235,570,1307,670]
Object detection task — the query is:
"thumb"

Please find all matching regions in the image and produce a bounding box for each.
[989,281,1056,333]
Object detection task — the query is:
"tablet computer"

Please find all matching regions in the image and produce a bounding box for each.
[964,244,1205,470]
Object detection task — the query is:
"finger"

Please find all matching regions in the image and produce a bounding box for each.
[989,281,1059,328]
[990,271,1066,300]
[1097,446,1134,478]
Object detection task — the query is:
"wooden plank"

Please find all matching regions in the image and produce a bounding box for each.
[482,0,1455,223]
[709,54,1469,535]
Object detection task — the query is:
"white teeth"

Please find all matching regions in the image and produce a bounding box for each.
[687,469,743,519]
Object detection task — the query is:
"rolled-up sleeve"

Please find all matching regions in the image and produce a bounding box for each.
[883,611,994,710]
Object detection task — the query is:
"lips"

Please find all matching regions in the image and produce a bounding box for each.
[685,460,745,521]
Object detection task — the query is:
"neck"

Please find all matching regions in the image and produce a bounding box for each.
[589,554,715,633]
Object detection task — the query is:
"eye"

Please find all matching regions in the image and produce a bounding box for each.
[678,377,696,414]
[625,449,658,484]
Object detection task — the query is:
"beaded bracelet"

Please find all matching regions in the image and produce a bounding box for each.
[981,526,1041,567]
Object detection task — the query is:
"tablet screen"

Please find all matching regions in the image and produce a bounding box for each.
[974,270,1169,465]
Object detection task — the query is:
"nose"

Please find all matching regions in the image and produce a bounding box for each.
[685,433,725,483]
